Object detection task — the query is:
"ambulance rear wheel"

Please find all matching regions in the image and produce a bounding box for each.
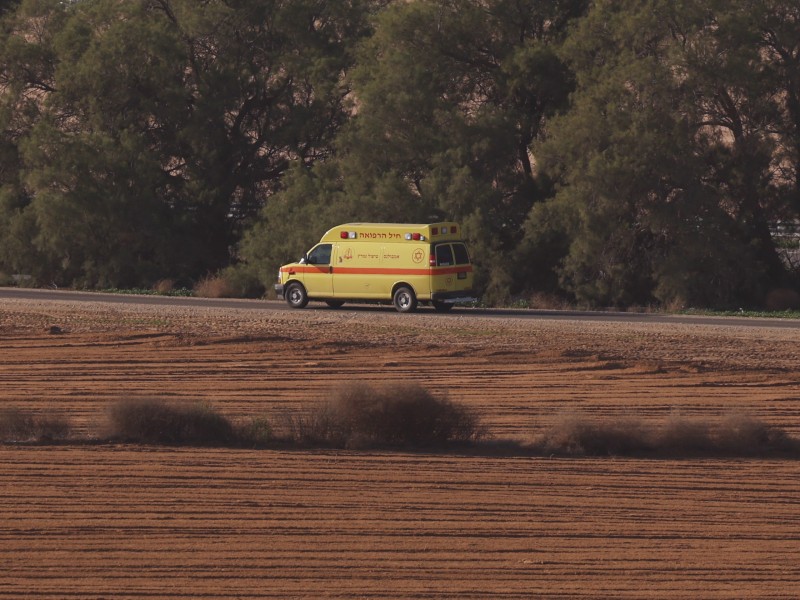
[393,286,417,313]
[325,300,345,308]
[432,301,453,313]
[285,282,309,309]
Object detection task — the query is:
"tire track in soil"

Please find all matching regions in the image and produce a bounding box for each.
[1,301,800,597]
[1,447,799,599]
[1,330,799,438]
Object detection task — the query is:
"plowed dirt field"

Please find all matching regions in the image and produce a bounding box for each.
[2,297,799,598]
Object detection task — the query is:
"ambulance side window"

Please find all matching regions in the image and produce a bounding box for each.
[307,244,332,265]
[452,243,470,265]
[435,244,454,266]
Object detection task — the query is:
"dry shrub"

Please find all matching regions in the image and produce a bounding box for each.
[764,288,800,311]
[152,279,176,295]
[535,413,797,457]
[528,292,572,311]
[0,409,71,442]
[193,274,236,298]
[538,414,652,456]
[655,415,714,454]
[290,383,484,449]
[715,414,793,455]
[236,416,273,447]
[108,398,235,445]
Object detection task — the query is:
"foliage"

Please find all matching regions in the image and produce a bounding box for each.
[242,0,583,302]
[1,0,799,308]
[524,0,800,308]
[0,0,378,288]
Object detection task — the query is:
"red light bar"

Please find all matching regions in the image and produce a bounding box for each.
[451,226,457,234]
[340,231,348,239]
[412,233,421,240]
[432,227,439,235]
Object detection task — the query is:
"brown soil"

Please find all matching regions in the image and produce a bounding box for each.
[1,297,799,598]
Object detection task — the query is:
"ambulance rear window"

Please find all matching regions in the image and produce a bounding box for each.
[435,244,454,266]
[453,243,470,265]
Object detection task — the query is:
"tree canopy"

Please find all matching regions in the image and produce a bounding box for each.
[1,0,798,308]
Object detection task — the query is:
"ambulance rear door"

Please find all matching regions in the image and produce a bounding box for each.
[431,241,473,294]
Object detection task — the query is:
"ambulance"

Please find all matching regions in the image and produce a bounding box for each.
[274,222,476,312]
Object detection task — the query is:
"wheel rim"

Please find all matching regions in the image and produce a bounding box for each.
[398,293,410,308]
[289,288,303,305]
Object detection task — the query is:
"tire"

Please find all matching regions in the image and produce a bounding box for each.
[432,300,454,313]
[285,282,309,309]
[325,300,345,308]
[393,286,417,313]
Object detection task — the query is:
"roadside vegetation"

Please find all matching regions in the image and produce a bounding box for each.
[3,384,798,458]
[680,309,800,320]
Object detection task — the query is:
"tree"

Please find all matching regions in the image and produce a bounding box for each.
[0,0,65,283]
[753,0,800,216]
[241,0,586,301]
[526,0,797,308]
[0,0,375,287]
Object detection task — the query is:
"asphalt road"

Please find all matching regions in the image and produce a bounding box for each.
[2,286,800,329]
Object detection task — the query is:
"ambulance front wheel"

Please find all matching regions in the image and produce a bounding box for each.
[285,282,309,309]
[393,286,417,313]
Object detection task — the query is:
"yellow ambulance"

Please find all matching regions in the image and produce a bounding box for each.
[275,222,476,312]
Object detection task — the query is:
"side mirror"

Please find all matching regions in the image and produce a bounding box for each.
[299,254,308,264]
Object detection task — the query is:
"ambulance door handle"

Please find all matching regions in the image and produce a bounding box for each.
[329,266,333,274]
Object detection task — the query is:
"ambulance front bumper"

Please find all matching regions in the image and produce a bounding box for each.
[274,284,285,299]
[430,290,478,304]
